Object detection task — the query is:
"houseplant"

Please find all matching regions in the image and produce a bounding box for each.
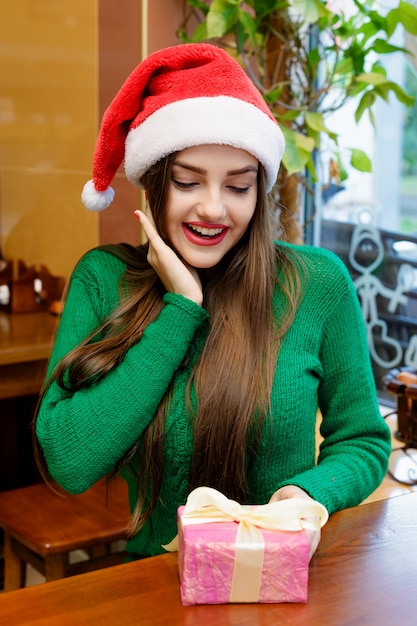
[178,0,417,241]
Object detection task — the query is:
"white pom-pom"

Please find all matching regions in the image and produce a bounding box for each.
[81,179,115,211]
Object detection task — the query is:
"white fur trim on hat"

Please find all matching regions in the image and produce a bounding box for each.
[125,96,284,192]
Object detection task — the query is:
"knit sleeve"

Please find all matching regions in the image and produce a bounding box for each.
[278,254,391,513]
[35,250,208,494]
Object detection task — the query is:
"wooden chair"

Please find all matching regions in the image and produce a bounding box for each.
[0,475,130,592]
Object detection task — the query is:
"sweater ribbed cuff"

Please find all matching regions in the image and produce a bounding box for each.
[163,292,209,322]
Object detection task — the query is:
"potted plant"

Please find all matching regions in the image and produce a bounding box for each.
[178,0,417,242]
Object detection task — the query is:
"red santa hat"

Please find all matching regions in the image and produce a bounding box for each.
[82,43,285,211]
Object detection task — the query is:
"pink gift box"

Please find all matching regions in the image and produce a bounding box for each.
[177,505,310,605]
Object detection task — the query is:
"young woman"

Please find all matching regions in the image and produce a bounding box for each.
[34,43,391,561]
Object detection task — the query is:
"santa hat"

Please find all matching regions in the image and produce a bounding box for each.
[82,43,285,211]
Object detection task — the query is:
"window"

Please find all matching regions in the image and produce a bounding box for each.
[316,24,417,403]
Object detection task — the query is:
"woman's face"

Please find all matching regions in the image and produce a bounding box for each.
[164,144,258,269]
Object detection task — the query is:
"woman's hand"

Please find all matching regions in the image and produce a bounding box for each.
[135,210,203,306]
[269,485,322,560]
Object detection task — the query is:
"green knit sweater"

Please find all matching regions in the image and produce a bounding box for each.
[36,243,391,557]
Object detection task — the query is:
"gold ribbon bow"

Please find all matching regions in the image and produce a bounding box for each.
[164,487,328,603]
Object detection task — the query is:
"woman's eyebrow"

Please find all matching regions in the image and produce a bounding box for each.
[227,165,258,176]
[173,161,258,176]
[173,161,206,174]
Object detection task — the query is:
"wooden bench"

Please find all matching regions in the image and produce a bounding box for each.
[0,476,130,591]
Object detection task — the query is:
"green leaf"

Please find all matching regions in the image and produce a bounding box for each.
[372,39,411,55]
[305,111,336,141]
[370,62,388,77]
[186,0,210,10]
[295,130,315,153]
[350,148,372,172]
[387,1,417,37]
[334,57,354,76]
[278,109,300,122]
[289,0,332,24]
[305,154,318,182]
[280,126,314,175]
[238,10,258,43]
[335,153,348,182]
[358,21,382,43]
[387,82,415,107]
[190,21,208,42]
[211,0,241,5]
[355,91,376,124]
[355,72,388,86]
[251,0,284,18]
[367,8,388,30]
[206,0,240,38]
[282,144,307,176]
[235,19,247,51]
[265,85,284,103]
[368,107,376,126]
[348,81,369,97]
[354,76,415,109]
[307,127,321,150]
[385,9,400,38]
[374,84,391,103]
[280,125,297,144]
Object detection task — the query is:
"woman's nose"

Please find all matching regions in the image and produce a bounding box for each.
[196,188,227,221]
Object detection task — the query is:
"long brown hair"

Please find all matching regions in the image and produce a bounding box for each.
[33,152,301,534]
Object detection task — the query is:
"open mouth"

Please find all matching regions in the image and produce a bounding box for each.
[186,224,225,238]
[182,223,228,246]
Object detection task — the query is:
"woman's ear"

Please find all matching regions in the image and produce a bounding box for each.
[143,190,150,212]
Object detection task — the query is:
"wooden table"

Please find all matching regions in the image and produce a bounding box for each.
[1,492,416,625]
[0,311,57,400]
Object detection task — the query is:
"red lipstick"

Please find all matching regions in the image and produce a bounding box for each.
[182,222,229,247]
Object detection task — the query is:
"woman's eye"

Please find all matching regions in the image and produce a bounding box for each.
[172,179,197,190]
[229,186,250,194]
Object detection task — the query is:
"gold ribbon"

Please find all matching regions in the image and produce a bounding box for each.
[164,487,328,602]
